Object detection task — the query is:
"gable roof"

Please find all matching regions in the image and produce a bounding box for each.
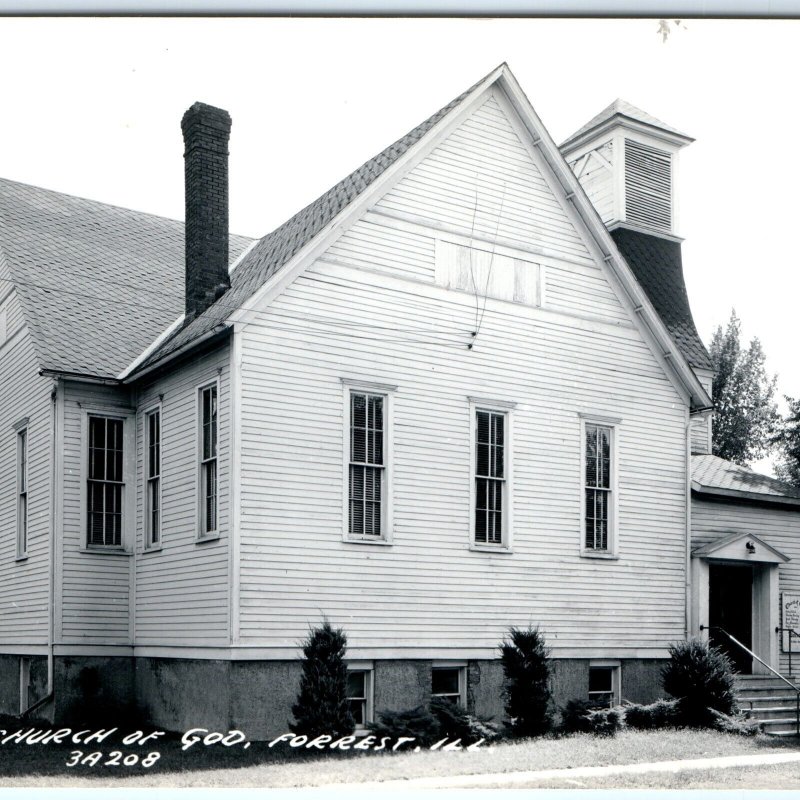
[131,65,711,413]
[560,98,693,151]
[0,65,712,413]
[692,454,800,507]
[692,531,790,563]
[0,177,253,380]
[610,227,712,371]
[131,72,488,376]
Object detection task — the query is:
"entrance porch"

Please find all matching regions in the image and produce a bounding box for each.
[690,532,789,674]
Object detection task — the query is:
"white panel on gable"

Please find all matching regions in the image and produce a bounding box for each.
[375,94,594,265]
[435,239,540,306]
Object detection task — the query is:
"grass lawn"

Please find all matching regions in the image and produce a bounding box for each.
[1,727,797,788]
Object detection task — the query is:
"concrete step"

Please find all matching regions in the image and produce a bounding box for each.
[765,727,797,736]
[734,677,799,688]
[738,695,800,708]
[742,706,799,721]
[760,719,800,735]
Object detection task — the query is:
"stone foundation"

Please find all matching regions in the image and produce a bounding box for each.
[2,654,667,738]
[0,654,48,716]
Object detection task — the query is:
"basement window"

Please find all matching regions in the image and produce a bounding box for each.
[588,664,620,707]
[432,664,466,707]
[346,666,374,730]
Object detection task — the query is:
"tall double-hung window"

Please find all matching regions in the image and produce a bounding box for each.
[470,399,514,550]
[199,384,218,538]
[581,416,619,556]
[87,416,125,547]
[475,410,505,545]
[145,408,161,548]
[349,392,385,538]
[16,426,28,558]
[343,381,394,543]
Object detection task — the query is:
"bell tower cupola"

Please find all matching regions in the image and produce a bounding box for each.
[560,99,693,239]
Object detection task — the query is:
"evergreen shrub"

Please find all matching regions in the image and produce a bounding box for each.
[708,708,763,737]
[500,626,553,737]
[290,620,355,738]
[623,699,680,730]
[560,700,623,736]
[368,705,441,747]
[661,639,737,727]
[369,699,502,747]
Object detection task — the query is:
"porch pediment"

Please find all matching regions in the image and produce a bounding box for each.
[693,532,790,564]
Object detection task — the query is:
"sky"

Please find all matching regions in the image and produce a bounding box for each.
[0,17,797,456]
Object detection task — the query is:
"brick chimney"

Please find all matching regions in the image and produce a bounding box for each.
[181,102,232,319]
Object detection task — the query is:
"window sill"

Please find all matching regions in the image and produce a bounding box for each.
[580,550,619,560]
[469,544,513,554]
[15,554,28,563]
[80,547,133,556]
[195,533,221,544]
[141,545,163,554]
[343,537,393,546]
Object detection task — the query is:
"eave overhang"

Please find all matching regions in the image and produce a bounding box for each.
[692,482,800,510]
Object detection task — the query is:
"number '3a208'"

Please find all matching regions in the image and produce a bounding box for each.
[66,750,161,767]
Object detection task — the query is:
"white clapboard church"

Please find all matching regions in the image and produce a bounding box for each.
[1,63,799,737]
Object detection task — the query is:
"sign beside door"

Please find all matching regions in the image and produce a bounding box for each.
[781,593,800,652]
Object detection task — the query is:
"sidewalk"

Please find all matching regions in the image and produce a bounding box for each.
[322,749,800,789]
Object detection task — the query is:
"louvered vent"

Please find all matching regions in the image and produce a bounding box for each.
[624,139,672,233]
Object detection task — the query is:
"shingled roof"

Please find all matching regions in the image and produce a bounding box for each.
[132,73,486,375]
[610,227,712,371]
[560,98,693,150]
[0,177,253,379]
[692,454,800,505]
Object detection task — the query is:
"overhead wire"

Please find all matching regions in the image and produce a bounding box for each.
[0,269,474,349]
[475,182,507,339]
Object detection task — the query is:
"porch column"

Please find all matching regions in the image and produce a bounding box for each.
[690,556,709,641]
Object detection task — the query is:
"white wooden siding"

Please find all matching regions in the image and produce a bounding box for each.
[0,292,52,645]
[544,261,628,322]
[327,219,436,282]
[60,382,133,643]
[133,343,231,646]
[568,143,615,225]
[692,497,800,675]
[237,266,688,654]
[376,93,594,266]
[234,93,691,657]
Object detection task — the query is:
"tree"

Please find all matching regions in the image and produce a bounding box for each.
[773,396,800,487]
[709,310,778,466]
[499,626,553,737]
[290,620,355,738]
